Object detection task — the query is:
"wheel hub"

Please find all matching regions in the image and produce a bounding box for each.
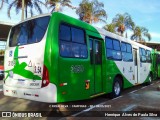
[114,82,120,95]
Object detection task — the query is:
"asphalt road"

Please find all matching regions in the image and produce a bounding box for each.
[0,80,159,119]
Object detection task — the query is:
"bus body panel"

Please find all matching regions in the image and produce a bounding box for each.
[4,39,46,89]
[3,82,57,103]
[52,13,98,102]
[3,15,59,103]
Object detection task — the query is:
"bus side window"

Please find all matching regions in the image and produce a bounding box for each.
[59,24,87,58]
[121,42,133,62]
[90,40,94,64]
[113,40,121,60]
[140,48,146,62]
[95,41,102,64]
[71,27,85,44]
[59,24,71,41]
[71,27,87,58]
[146,50,151,63]
[60,41,72,57]
[59,24,72,57]
[105,37,121,61]
[157,54,160,63]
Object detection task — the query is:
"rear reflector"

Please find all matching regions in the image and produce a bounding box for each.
[35,94,39,97]
[60,83,67,86]
[41,65,50,88]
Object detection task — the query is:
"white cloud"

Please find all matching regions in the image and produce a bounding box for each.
[150,32,160,39]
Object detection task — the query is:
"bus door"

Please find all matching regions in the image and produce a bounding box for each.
[156,54,160,77]
[133,49,138,84]
[89,38,102,94]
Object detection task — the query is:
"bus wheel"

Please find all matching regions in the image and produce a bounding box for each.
[110,77,122,98]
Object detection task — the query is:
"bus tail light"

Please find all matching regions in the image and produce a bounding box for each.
[41,65,50,88]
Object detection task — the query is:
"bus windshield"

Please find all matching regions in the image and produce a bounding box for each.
[9,16,50,47]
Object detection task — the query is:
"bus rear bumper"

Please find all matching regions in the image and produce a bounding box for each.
[3,83,57,103]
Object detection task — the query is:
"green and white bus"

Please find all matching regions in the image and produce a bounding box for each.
[3,12,154,103]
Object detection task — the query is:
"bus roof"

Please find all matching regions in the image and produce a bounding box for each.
[96,27,152,50]
[12,13,51,27]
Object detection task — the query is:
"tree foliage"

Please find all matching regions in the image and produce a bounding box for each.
[103,23,116,34]
[7,0,46,19]
[76,0,107,24]
[131,26,151,41]
[112,13,135,36]
[46,0,75,12]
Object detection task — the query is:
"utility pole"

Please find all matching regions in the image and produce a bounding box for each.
[21,0,25,21]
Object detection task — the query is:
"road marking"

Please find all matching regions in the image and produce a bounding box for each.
[129,90,138,93]
[129,83,154,94]
[71,110,87,117]
[71,106,95,117]
[122,105,136,111]
[111,95,123,100]
[140,86,147,89]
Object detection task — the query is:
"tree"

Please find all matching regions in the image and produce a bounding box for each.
[112,13,134,36]
[76,0,107,24]
[7,0,46,19]
[103,23,116,34]
[46,0,75,12]
[131,26,151,42]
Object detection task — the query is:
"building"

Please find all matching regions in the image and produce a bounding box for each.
[145,42,160,51]
[137,41,160,51]
[0,21,14,41]
[0,21,13,49]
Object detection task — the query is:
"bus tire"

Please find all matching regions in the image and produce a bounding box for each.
[146,74,152,85]
[110,77,122,98]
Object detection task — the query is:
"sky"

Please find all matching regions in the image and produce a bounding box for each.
[0,0,160,42]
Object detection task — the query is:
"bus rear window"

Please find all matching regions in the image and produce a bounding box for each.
[9,16,50,47]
